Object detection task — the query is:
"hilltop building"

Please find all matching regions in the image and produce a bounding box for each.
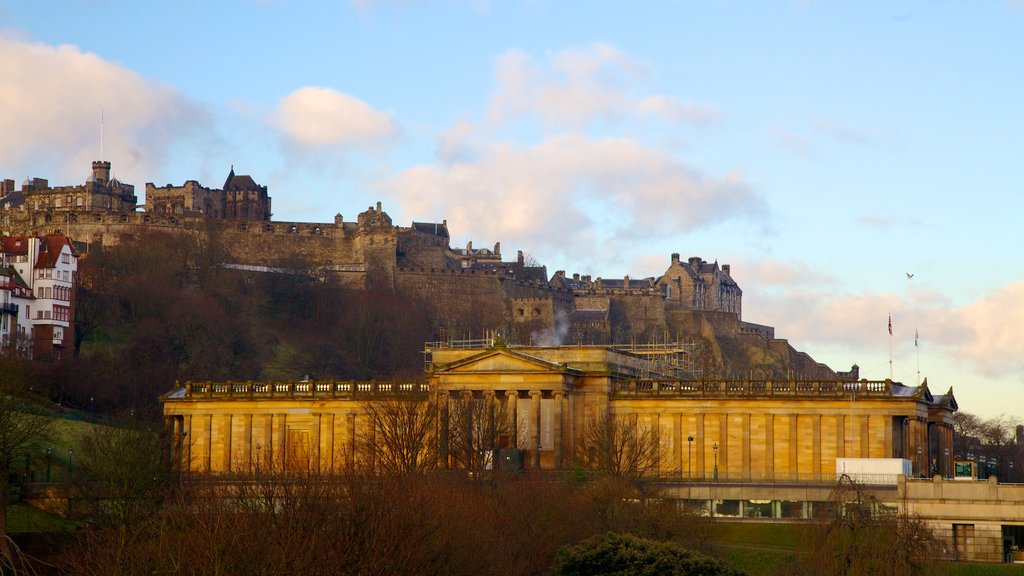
[145,166,271,221]
[0,161,138,223]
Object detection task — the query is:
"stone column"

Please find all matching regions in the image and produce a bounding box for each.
[719,413,728,479]
[484,391,496,452]
[553,391,564,469]
[347,413,357,469]
[243,414,253,473]
[439,391,450,469]
[673,413,683,477]
[529,390,542,469]
[203,414,213,473]
[223,414,233,473]
[275,413,288,471]
[506,390,519,449]
[262,415,272,471]
[860,416,870,458]
[836,414,845,460]
[765,414,775,481]
[812,415,822,479]
[322,413,335,472]
[184,415,193,475]
[696,414,705,478]
[789,415,798,480]
[311,413,322,472]
[741,413,751,479]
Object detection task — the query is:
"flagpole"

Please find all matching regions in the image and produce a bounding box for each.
[888,314,893,380]
[915,328,920,385]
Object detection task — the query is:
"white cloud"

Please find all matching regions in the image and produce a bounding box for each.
[275,86,397,149]
[0,35,209,186]
[740,258,1024,381]
[954,280,1024,378]
[635,95,721,125]
[381,133,763,265]
[486,44,714,131]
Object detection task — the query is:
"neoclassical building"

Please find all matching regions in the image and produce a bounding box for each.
[161,343,956,480]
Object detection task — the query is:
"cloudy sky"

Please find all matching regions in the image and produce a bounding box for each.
[2,1,1021,418]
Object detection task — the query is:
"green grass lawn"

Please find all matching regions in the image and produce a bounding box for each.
[6,502,77,533]
[710,521,1024,576]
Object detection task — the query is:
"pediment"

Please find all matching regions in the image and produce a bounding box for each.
[435,349,571,375]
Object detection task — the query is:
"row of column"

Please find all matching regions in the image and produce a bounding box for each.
[438,389,566,470]
[168,412,358,474]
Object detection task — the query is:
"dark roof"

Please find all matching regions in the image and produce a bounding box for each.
[1,236,29,256]
[412,221,449,238]
[34,234,75,268]
[600,277,656,289]
[0,190,26,209]
[223,167,262,191]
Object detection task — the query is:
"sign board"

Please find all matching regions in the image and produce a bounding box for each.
[954,460,976,480]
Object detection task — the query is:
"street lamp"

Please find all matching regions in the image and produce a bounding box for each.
[944,448,949,478]
[45,448,52,482]
[713,442,719,482]
[687,436,693,480]
[67,448,73,480]
[916,446,922,477]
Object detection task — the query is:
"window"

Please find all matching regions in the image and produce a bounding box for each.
[62,254,70,264]
[44,310,51,319]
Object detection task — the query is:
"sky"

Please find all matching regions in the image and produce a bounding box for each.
[1,1,1021,419]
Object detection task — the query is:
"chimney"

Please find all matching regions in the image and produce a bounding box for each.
[689,256,702,270]
[573,273,580,282]
[517,250,524,264]
[722,264,731,277]
[671,253,680,266]
[375,201,382,212]
[494,242,500,255]
[2,179,13,196]
[467,240,473,251]
[92,161,111,184]
[556,270,565,278]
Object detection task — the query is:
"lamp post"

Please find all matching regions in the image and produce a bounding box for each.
[687,435,693,480]
[67,448,73,480]
[944,448,949,478]
[713,442,719,482]
[916,446,922,477]
[45,448,52,482]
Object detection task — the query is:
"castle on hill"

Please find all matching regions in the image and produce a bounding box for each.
[1,160,855,380]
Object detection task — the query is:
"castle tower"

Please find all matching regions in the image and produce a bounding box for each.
[91,161,111,184]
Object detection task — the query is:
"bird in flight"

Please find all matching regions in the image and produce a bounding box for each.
[906,273,914,279]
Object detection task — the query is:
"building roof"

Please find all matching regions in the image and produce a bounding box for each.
[34,234,76,269]
[411,221,450,238]
[1,236,29,256]
[223,167,262,191]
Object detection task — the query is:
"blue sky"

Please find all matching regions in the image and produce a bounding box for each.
[1,1,1022,418]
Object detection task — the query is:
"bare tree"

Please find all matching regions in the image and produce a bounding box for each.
[359,394,439,475]
[785,475,942,576]
[578,411,663,479]
[447,393,512,473]
[0,379,53,557]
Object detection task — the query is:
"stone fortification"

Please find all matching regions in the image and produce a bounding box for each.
[1,161,848,380]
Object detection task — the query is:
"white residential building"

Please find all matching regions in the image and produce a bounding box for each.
[1,233,77,358]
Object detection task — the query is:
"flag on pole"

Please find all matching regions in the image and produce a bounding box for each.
[888,314,892,335]
[915,328,918,347]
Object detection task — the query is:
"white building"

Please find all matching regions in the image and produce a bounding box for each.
[1,233,78,358]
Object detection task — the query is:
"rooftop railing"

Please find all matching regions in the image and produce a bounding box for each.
[613,379,895,398]
[181,380,428,399]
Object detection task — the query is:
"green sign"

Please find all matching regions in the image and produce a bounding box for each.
[954,461,974,478]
